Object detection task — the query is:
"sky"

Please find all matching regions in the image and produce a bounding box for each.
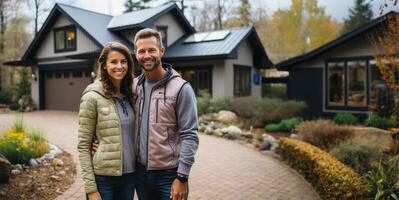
[63,0,398,21]
[29,0,399,31]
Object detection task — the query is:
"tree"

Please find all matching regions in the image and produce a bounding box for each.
[27,0,50,36]
[223,0,251,28]
[124,0,153,13]
[342,0,373,34]
[166,0,187,14]
[261,0,342,62]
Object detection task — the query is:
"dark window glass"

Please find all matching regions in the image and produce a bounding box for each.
[176,68,212,96]
[72,71,83,78]
[46,72,53,79]
[156,26,168,47]
[64,72,70,78]
[347,61,366,106]
[54,26,76,52]
[234,65,251,97]
[328,62,345,106]
[55,72,62,79]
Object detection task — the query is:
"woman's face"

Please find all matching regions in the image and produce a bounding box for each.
[105,50,128,84]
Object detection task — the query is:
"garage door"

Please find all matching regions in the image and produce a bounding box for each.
[44,70,91,111]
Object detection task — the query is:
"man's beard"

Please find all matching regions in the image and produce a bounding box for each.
[140,59,161,72]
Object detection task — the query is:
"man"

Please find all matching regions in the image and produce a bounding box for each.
[133,28,199,200]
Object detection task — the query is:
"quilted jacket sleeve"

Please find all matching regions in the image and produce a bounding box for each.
[77,92,98,194]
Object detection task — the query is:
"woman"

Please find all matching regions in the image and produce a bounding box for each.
[77,42,136,200]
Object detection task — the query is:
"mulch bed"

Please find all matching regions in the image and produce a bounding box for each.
[0,152,76,200]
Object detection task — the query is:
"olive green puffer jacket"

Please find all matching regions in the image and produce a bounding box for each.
[77,79,123,194]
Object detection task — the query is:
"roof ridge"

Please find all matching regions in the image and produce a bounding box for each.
[56,3,113,17]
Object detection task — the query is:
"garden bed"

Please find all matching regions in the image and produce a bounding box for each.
[0,151,76,200]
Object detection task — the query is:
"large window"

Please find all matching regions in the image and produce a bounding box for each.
[54,25,76,52]
[176,67,212,96]
[328,62,345,106]
[234,65,251,97]
[347,61,367,106]
[326,58,383,110]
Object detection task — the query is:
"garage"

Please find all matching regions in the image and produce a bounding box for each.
[43,69,91,111]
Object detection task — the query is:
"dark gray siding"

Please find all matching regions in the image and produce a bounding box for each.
[287,68,323,118]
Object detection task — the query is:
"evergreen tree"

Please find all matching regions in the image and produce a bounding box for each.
[342,0,373,34]
[15,67,30,101]
[124,0,153,13]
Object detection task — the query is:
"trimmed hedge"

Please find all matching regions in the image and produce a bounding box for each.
[277,137,368,200]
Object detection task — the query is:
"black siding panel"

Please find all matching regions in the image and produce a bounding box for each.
[288,68,323,118]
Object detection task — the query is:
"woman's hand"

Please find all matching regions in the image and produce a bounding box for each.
[88,192,102,200]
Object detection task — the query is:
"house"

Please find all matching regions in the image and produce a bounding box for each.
[275,12,396,118]
[4,3,272,111]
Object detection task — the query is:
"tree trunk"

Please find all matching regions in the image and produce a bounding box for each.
[217,0,222,30]
[35,0,38,36]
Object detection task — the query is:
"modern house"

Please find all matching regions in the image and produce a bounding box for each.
[276,12,396,117]
[5,3,272,111]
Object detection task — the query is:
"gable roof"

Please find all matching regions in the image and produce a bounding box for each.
[107,3,195,33]
[275,11,398,70]
[22,3,133,61]
[163,26,273,68]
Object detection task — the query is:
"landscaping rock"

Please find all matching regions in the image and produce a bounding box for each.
[29,159,39,167]
[240,131,254,139]
[352,127,394,152]
[214,129,224,137]
[57,170,66,176]
[221,126,242,135]
[13,164,23,171]
[209,121,224,130]
[290,133,299,139]
[52,158,64,167]
[260,141,272,151]
[262,134,277,145]
[216,110,238,123]
[204,126,215,135]
[0,154,11,182]
[11,169,21,175]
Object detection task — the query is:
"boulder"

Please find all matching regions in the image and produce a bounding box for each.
[0,154,11,182]
[216,110,238,123]
[11,169,21,175]
[262,134,277,145]
[352,127,394,152]
[240,131,254,139]
[52,158,64,167]
[260,141,272,151]
[213,129,224,137]
[221,126,242,136]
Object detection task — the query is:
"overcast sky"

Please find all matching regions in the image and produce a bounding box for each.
[63,0,398,21]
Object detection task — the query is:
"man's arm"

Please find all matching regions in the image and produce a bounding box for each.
[175,83,199,176]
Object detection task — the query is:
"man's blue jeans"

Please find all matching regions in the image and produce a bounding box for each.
[136,163,177,200]
[86,172,136,200]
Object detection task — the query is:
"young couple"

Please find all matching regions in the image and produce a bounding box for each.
[77,28,199,200]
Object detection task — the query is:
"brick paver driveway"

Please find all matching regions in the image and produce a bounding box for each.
[0,111,320,200]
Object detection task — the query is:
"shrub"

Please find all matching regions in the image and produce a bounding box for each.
[0,119,49,164]
[231,97,305,128]
[265,118,302,132]
[334,112,358,125]
[364,155,399,199]
[296,119,353,150]
[208,97,233,113]
[197,96,211,116]
[265,124,281,132]
[0,90,12,105]
[277,138,368,200]
[330,137,385,175]
[365,113,393,130]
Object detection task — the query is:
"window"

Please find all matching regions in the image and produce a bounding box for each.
[156,26,168,47]
[347,61,366,106]
[64,72,70,78]
[328,62,345,106]
[72,71,82,78]
[370,60,387,108]
[234,65,251,97]
[54,25,76,52]
[175,67,212,96]
[55,72,62,79]
[46,72,53,79]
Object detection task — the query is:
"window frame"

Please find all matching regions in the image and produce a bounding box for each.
[156,25,168,47]
[174,66,213,97]
[325,56,372,111]
[234,65,252,97]
[53,25,77,53]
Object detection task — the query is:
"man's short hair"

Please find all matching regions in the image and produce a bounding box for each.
[134,28,163,49]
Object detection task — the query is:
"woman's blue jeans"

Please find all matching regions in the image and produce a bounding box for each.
[86,172,136,200]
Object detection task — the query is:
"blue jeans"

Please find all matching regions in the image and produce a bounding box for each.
[136,163,177,200]
[86,172,136,200]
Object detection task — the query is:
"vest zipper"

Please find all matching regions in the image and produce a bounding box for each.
[156,99,159,123]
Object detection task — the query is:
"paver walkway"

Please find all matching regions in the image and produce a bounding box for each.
[0,111,320,200]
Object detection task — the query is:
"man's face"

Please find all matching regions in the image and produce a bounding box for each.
[135,36,164,72]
